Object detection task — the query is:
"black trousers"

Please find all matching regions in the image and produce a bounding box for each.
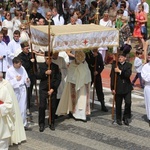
[115,92,132,121]
[27,74,36,109]
[38,90,57,126]
[91,74,105,105]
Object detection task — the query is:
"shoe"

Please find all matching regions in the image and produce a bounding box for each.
[68,112,73,118]
[123,118,129,126]
[101,105,108,112]
[116,120,122,125]
[39,125,45,132]
[49,124,55,131]
[149,120,150,127]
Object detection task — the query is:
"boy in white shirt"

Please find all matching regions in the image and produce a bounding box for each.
[131,50,144,88]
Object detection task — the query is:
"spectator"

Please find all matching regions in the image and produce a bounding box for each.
[2,11,13,40]
[1,27,10,45]
[52,7,65,25]
[131,50,144,88]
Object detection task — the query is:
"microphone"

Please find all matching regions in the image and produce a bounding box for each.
[3,55,6,58]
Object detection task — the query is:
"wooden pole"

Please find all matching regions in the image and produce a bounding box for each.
[26,9,39,107]
[111,52,118,120]
[48,20,52,125]
[92,6,100,109]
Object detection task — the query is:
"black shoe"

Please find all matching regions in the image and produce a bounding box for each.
[68,112,73,118]
[101,105,108,112]
[123,118,129,126]
[39,125,45,132]
[49,124,55,131]
[149,120,150,127]
[116,120,122,125]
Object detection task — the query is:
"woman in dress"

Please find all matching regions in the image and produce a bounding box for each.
[133,4,147,53]
[2,12,13,40]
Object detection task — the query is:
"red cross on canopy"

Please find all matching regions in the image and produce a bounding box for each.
[83,39,88,45]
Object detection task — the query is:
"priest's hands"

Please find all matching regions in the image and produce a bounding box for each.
[30,58,35,62]
[115,67,121,74]
[26,78,30,83]
[48,89,54,96]
[111,90,116,95]
[45,70,52,75]
[16,75,21,81]
[94,71,98,76]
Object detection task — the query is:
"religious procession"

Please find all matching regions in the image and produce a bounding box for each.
[0,0,150,149]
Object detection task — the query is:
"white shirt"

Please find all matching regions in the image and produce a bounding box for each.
[134,57,143,73]
[99,19,112,27]
[135,2,149,14]
[52,14,64,25]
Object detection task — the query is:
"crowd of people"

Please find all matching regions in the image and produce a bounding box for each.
[0,0,150,149]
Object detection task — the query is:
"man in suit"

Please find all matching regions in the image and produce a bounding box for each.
[110,52,133,126]
[86,49,108,112]
[36,51,61,132]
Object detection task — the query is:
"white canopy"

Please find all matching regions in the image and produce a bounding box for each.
[30,24,119,52]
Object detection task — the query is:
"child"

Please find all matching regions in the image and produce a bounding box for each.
[131,50,144,88]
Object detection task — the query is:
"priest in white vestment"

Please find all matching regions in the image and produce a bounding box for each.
[5,57,30,128]
[0,33,9,75]
[56,51,91,121]
[0,72,26,149]
[7,30,21,67]
[141,52,150,126]
[0,73,15,150]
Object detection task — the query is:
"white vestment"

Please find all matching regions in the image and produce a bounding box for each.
[56,60,91,120]
[0,79,26,147]
[0,41,9,72]
[52,56,68,99]
[141,62,150,120]
[5,66,30,127]
[58,51,70,66]
[12,17,21,32]
[0,80,15,142]
[7,39,21,67]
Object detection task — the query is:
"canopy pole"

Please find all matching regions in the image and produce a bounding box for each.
[92,6,100,109]
[26,9,39,108]
[48,20,52,126]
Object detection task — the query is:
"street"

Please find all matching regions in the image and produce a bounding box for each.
[9,67,150,150]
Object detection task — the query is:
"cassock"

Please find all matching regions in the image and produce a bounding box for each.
[0,41,8,72]
[56,60,91,121]
[141,62,150,120]
[0,79,26,148]
[5,66,30,127]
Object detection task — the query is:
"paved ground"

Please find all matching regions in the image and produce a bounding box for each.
[9,66,150,150]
